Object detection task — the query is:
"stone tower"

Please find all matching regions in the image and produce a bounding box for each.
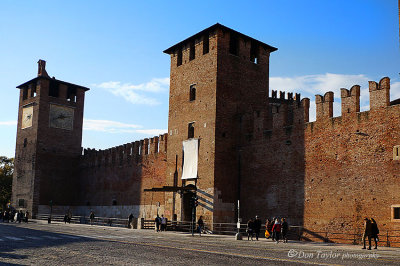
[163,24,277,224]
[12,60,89,217]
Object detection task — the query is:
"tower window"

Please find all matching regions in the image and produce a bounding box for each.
[67,86,77,102]
[177,48,182,66]
[393,146,400,160]
[189,42,195,61]
[188,122,195,139]
[22,87,28,100]
[23,138,27,148]
[229,33,239,56]
[49,80,59,97]
[189,85,196,101]
[392,206,400,220]
[250,42,259,64]
[30,83,37,97]
[203,34,209,54]
[18,199,25,207]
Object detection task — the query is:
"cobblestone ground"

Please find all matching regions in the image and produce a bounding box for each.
[1,221,400,265]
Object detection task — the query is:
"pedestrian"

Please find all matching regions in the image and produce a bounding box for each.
[155,215,161,232]
[161,215,167,231]
[271,217,276,241]
[281,218,289,243]
[272,218,282,244]
[254,215,262,241]
[14,211,18,223]
[4,210,9,223]
[18,210,23,223]
[371,218,379,249]
[197,216,204,236]
[362,217,372,250]
[64,214,68,224]
[89,211,95,225]
[266,218,273,239]
[247,218,254,241]
[128,213,134,229]
[24,211,29,223]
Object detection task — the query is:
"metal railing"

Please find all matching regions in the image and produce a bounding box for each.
[36,214,130,228]
[34,215,400,247]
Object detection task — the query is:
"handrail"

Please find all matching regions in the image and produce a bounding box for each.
[34,215,400,246]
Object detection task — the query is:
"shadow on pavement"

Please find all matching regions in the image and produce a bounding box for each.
[0,223,101,262]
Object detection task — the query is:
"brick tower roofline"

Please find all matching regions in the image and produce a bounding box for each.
[16,60,90,91]
[163,23,278,54]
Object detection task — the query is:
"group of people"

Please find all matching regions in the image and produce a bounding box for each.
[0,209,29,223]
[266,217,289,243]
[362,217,379,250]
[154,214,168,231]
[246,216,289,243]
[246,216,263,241]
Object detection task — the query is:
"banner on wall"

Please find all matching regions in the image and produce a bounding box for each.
[181,138,199,179]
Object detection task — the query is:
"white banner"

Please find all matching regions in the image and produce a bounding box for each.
[181,139,199,179]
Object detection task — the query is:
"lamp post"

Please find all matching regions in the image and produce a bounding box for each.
[48,200,53,224]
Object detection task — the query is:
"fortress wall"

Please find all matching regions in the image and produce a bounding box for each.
[241,77,400,245]
[75,133,168,219]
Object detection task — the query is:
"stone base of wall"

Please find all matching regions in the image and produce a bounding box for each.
[38,205,140,219]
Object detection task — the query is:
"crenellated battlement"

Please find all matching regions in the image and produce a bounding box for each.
[340,85,360,116]
[81,133,168,168]
[315,91,334,120]
[269,90,310,129]
[369,77,390,109]
[257,77,397,140]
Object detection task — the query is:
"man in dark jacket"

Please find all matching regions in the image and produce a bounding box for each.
[247,218,254,241]
[362,218,372,250]
[281,218,289,243]
[254,216,262,241]
[371,218,379,249]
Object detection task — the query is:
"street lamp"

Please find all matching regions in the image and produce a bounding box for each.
[48,200,53,224]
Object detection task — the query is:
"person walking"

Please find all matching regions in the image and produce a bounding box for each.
[155,215,161,232]
[18,210,23,223]
[371,218,379,249]
[24,211,29,223]
[362,218,372,250]
[254,216,262,241]
[128,213,134,229]
[89,211,95,225]
[197,216,204,236]
[64,213,68,224]
[272,218,282,244]
[247,218,254,241]
[161,215,167,231]
[266,218,273,239]
[281,218,289,243]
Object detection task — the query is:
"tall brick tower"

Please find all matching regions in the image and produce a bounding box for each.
[12,60,89,217]
[163,24,277,224]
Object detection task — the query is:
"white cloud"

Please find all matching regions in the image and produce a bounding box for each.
[0,121,17,126]
[83,119,142,133]
[92,78,169,105]
[270,73,370,121]
[83,119,166,136]
[390,81,400,100]
[136,129,167,136]
[270,73,369,96]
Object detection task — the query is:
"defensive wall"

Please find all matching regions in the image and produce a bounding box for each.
[239,77,400,245]
[39,134,168,219]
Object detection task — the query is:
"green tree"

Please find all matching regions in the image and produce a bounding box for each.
[0,156,13,209]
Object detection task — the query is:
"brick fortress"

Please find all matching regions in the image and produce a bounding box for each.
[12,24,400,244]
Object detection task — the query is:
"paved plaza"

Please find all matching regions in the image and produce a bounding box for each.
[1,220,400,265]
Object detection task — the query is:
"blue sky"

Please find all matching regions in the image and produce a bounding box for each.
[0,0,399,158]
